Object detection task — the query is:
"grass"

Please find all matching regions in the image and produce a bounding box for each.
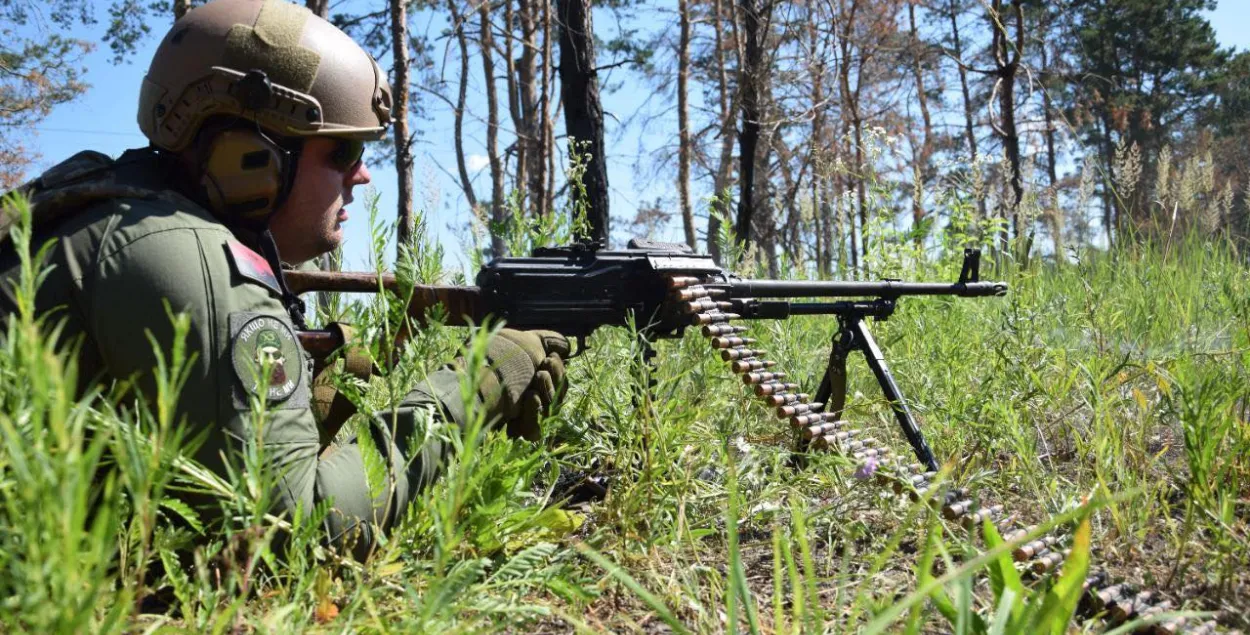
[0,189,1247,633]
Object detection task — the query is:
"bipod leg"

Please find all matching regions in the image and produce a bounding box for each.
[793,316,854,469]
[814,315,854,422]
[852,319,938,471]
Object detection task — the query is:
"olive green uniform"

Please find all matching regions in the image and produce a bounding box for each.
[0,157,464,559]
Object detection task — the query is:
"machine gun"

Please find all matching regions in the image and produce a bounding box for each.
[286,239,1007,471]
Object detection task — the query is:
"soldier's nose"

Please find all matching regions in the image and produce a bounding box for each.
[348,161,371,187]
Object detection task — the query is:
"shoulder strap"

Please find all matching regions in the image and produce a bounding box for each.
[0,147,178,246]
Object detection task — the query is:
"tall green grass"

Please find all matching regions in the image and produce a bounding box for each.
[0,186,1246,632]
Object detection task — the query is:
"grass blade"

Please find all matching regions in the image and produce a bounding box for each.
[574,542,691,635]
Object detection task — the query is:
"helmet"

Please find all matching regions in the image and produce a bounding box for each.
[137,0,393,219]
[138,0,392,151]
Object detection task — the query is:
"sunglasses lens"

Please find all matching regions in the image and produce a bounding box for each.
[331,139,365,170]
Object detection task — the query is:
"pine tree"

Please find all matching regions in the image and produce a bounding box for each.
[1064,0,1227,243]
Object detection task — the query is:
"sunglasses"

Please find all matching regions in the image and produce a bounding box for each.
[328,138,365,171]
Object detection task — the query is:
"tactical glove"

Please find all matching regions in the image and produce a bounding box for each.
[472,328,569,440]
[404,328,570,441]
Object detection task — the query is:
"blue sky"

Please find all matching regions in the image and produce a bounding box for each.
[17,0,1250,274]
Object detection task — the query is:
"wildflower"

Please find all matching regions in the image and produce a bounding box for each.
[854,457,878,480]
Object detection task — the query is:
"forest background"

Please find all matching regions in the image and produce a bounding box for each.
[7,0,1250,273]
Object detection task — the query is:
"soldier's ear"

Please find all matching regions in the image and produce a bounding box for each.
[199,128,292,222]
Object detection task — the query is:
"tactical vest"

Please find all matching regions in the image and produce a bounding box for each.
[0,148,190,251]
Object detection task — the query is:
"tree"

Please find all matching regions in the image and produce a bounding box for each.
[0,0,166,189]
[557,0,610,244]
[833,0,908,271]
[805,3,835,275]
[0,36,91,189]
[1065,0,1226,243]
[1199,50,1250,238]
[677,0,695,249]
[905,0,936,239]
[480,0,507,256]
[734,0,774,250]
[707,0,739,263]
[938,0,987,221]
[305,0,329,19]
[501,0,547,218]
[987,0,1024,251]
[1021,0,1067,191]
[390,0,415,247]
[1,0,189,188]
[444,0,478,216]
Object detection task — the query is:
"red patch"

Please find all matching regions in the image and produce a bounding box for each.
[225,239,281,294]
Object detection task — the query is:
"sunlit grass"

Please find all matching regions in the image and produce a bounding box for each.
[0,187,1246,632]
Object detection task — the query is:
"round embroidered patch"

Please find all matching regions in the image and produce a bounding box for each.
[232,315,303,402]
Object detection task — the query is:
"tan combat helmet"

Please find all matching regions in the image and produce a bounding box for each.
[138,0,393,152]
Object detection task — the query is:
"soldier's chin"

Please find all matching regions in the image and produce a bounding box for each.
[319,227,344,256]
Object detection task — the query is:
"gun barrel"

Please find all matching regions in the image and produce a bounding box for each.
[727,279,1007,298]
[284,270,399,294]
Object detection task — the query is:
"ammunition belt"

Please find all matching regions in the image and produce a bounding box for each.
[666,274,1220,635]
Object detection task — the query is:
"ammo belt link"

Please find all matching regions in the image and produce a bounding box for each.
[665,273,1222,635]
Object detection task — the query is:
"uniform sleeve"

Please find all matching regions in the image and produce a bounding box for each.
[78,223,449,558]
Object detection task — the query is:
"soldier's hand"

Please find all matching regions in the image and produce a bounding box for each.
[477,328,569,440]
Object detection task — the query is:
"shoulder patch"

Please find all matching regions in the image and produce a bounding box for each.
[225,239,281,295]
[230,312,308,408]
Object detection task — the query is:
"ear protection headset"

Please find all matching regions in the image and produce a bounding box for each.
[198,71,299,223]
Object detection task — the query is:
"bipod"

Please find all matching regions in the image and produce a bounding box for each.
[810,297,939,471]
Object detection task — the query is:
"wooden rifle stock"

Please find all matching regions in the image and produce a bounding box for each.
[284,270,484,357]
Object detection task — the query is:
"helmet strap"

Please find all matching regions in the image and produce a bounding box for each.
[258,227,309,330]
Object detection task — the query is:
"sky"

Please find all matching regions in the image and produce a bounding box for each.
[15,0,1250,274]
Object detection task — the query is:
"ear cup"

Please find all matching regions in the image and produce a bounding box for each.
[200,129,287,220]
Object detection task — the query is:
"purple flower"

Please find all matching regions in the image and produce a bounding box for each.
[854,457,879,480]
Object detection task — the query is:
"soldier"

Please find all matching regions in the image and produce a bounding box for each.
[0,0,568,559]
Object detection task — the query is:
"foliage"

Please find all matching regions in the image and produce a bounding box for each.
[0,181,1247,632]
[0,0,180,189]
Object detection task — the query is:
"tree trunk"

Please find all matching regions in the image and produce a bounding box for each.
[447,0,478,212]
[836,0,861,274]
[503,0,527,210]
[390,0,414,248]
[541,0,555,215]
[708,0,737,264]
[1100,113,1116,248]
[908,0,933,236]
[735,0,770,249]
[480,0,507,256]
[990,0,1023,251]
[854,111,866,265]
[947,0,984,221]
[1039,40,1058,188]
[518,0,543,216]
[773,135,809,268]
[806,12,830,276]
[677,0,695,250]
[556,0,610,244]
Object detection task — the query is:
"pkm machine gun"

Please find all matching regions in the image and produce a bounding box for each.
[287,240,1007,471]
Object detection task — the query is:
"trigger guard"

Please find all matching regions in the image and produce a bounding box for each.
[568,335,589,358]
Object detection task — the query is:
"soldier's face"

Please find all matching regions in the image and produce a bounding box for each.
[269,137,372,264]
